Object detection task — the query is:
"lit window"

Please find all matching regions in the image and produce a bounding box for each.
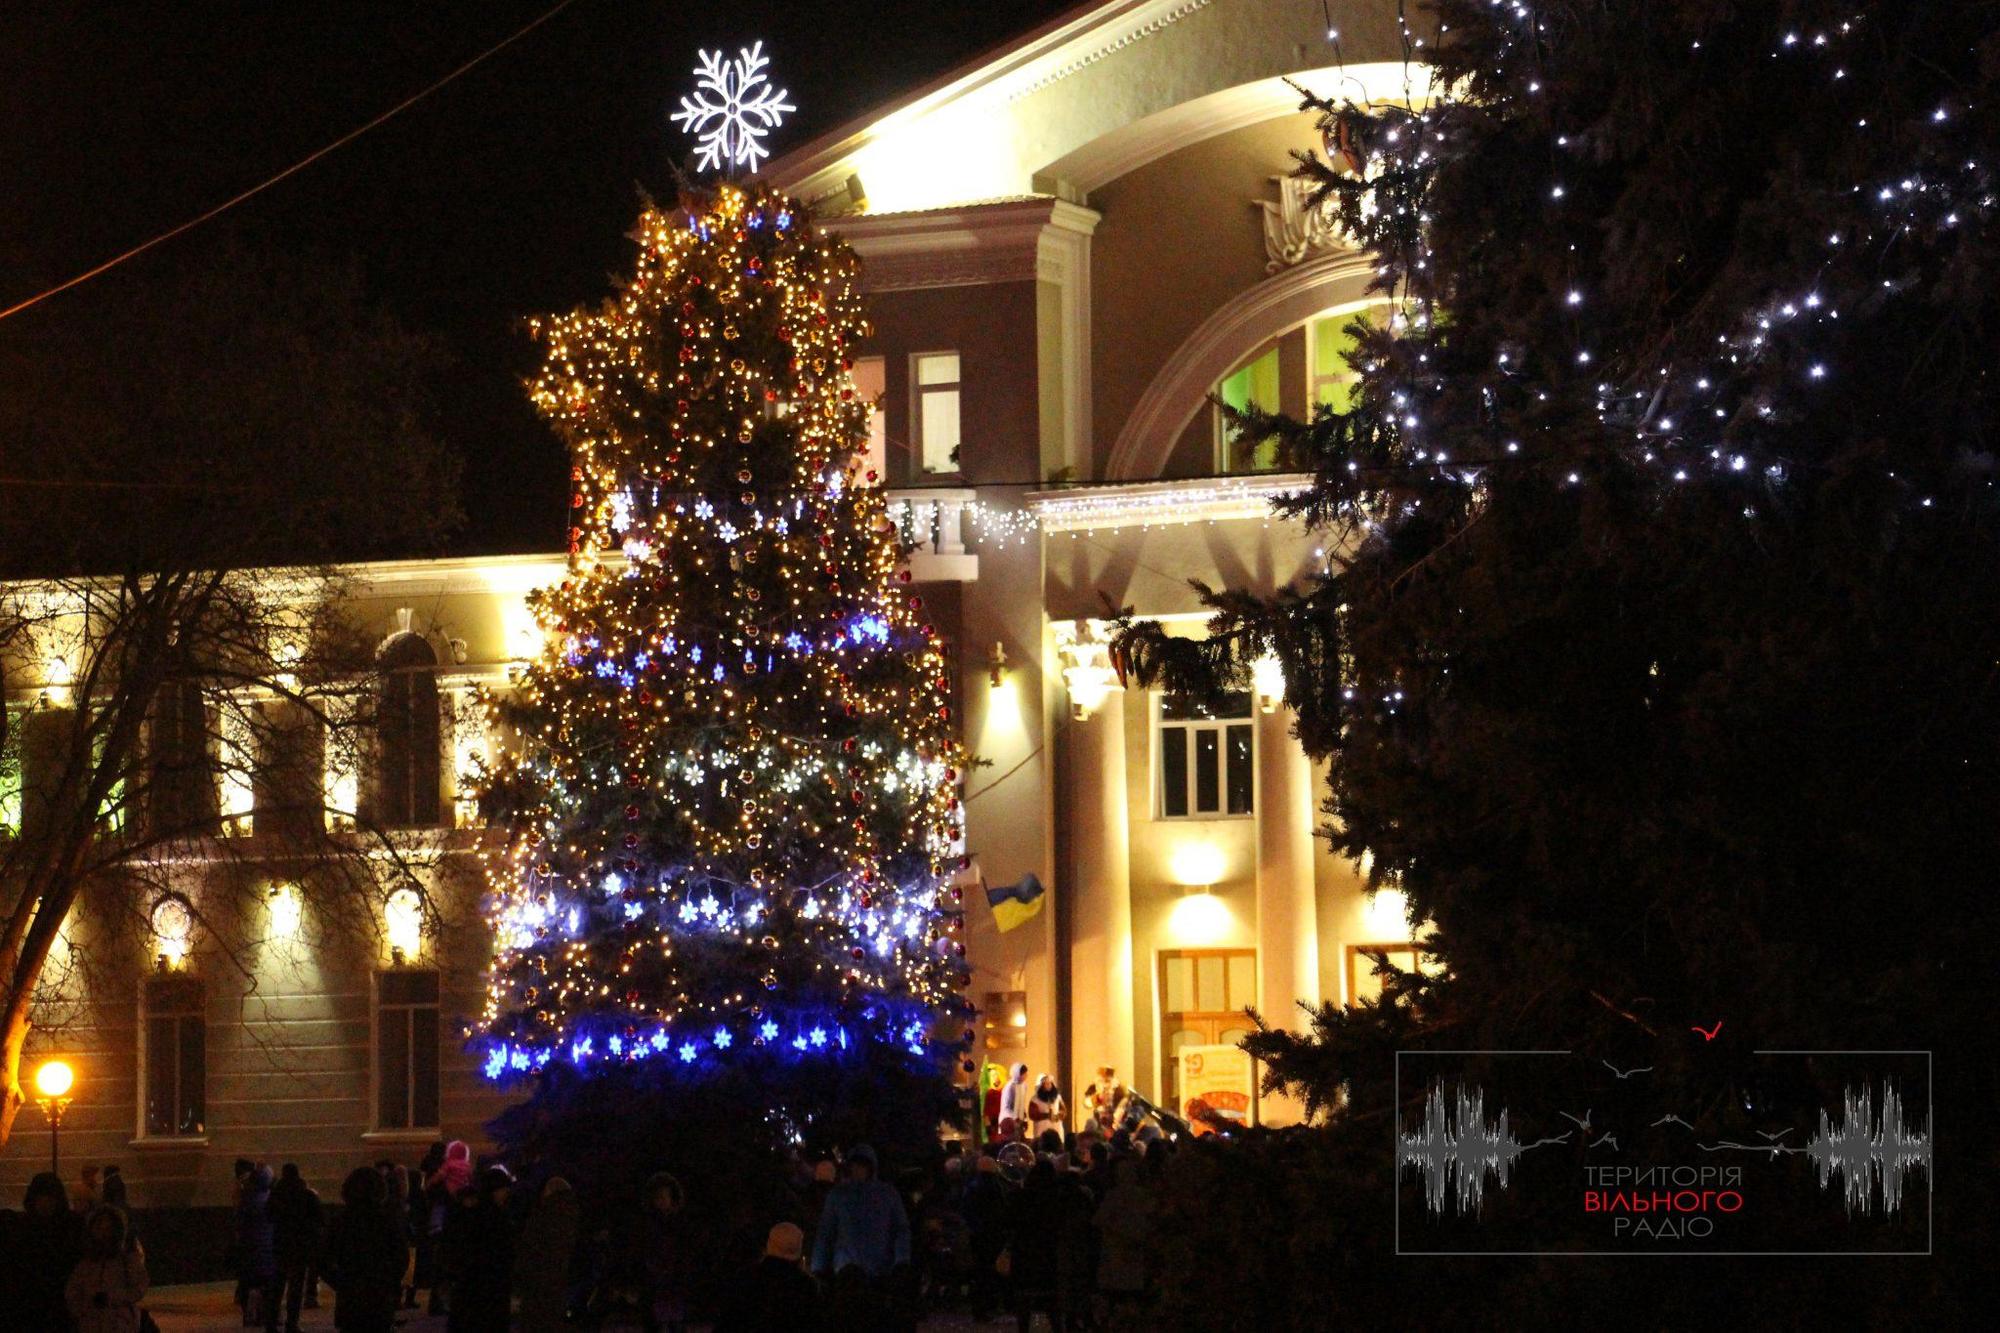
[375,969,440,1131]
[1216,347,1281,473]
[148,679,217,836]
[0,706,21,838]
[852,356,887,481]
[374,634,442,827]
[142,974,206,1138]
[913,352,962,474]
[1310,314,1362,413]
[1158,693,1254,818]
[384,886,425,960]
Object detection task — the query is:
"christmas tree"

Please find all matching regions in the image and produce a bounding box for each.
[473,182,970,1140]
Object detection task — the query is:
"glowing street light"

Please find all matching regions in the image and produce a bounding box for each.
[32,1058,75,1176]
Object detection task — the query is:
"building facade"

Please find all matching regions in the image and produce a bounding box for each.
[1,0,1423,1206]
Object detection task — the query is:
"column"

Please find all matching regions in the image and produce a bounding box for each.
[1255,693,1320,1124]
[1054,620,1135,1101]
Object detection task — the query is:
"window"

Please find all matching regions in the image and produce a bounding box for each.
[375,969,440,1131]
[93,722,128,837]
[913,352,962,474]
[1310,313,1362,414]
[1158,692,1254,818]
[142,974,206,1137]
[0,706,21,838]
[375,635,442,827]
[1346,943,1430,1007]
[149,678,219,837]
[1216,345,1281,473]
[852,355,887,482]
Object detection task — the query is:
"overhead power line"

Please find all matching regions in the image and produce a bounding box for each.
[0,0,585,325]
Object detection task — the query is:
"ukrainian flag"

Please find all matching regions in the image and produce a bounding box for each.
[986,871,1046,932]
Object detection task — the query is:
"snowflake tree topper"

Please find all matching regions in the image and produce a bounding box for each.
[671,42,796,175]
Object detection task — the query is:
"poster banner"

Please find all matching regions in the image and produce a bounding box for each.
[1178,1043,1255,1133]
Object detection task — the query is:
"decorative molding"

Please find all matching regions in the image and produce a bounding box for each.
[1256,175,1344,273]
[1051,618,1121,719]
[1006,1,1213,104]
[831,197,1099,293]
[1105,251,1377,480]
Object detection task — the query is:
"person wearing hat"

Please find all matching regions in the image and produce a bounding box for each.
[714,1222,821,1331]
[809,1145,910,1282]
[996,1063,1030,1140]
[440,1163,515,1332]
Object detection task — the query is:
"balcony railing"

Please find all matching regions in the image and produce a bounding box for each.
[886,488,978,582]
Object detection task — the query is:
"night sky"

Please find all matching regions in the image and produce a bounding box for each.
[0,0,1075,552]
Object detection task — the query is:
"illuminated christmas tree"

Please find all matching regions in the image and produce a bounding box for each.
[472,181,971,1136]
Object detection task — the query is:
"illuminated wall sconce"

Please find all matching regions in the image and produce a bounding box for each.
[40,654,73,708]
[267,883,303,939]
[1167,841,1232,945]
[1169,841,1228,888]
[1251,654,1286,714]
[150,894,194,970]
[981,990,1028,1051]
[1053,620,1119,720]
[1168,884,1232,946]
[271,637,304,693]
[987,641,1010,689]
[384,886,425,963]
[1363,886,1413,938]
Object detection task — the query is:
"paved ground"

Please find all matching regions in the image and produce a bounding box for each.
[147,1282,1006,1330]
[147,1282,445,1332]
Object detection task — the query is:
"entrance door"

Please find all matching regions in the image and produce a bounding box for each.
[1157,948,1257,1116]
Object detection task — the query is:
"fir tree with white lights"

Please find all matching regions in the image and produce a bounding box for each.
[472,180,971,1158]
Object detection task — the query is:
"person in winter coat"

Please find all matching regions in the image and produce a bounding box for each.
[996,1063,1030,1139]
[424,1141,471,1311]
[236,1164,280,1331]
[1,1171,84,1330]
[1007,1158,1093,1333]
[630,1171,691,1333]
[714,1222,821,1332]
[1026,1075,1067,1139]
[442,1164,516,1332]
[323,1168,407,1333]
[810,1145,910,1281]
[65,1204,149,1333]
[268,1164,323,1333]
[1092,1156,1154,1312]
[513,1176,579,1332]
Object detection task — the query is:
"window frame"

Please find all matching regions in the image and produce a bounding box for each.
[372,968,441,1134]
[1308,312,1362,413]
[0,703,21,839]
[375,634,444,829]
[137,973,207,1141]
[1155,691,1256,821]
[1212,343,1282,474]
[910,350,963,476]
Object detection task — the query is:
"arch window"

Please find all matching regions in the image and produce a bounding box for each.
[1211,304,1381,475]
[374,634,442,828]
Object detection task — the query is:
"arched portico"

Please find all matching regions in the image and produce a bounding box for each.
[1105,251,1378,479]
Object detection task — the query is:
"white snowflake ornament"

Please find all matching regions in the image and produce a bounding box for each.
[671,42,795,175]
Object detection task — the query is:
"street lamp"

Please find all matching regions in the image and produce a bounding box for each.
[32,1058,74,1177]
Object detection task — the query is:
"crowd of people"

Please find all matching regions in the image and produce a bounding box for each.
[0,1165,150,1332]
[0,1070,1176,1332]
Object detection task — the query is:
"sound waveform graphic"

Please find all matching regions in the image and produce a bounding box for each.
[1400,1081,1534,1217]
[1805,1082,1932,1217]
